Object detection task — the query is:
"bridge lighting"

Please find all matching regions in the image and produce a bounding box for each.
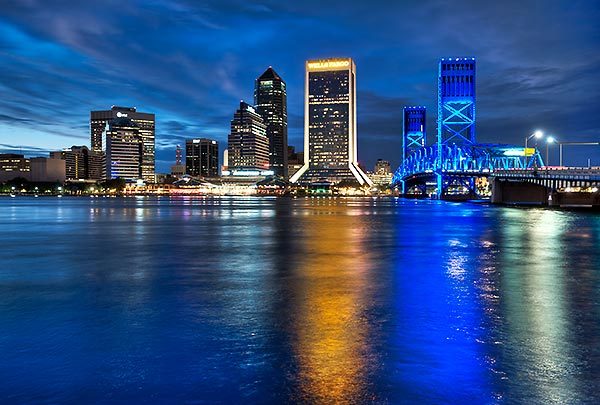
[503,150,525,156]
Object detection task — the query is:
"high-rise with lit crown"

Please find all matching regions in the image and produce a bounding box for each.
[290,57,372,185]
[90,106,155,182]
[255,67,288,178]
[105,117,143,181]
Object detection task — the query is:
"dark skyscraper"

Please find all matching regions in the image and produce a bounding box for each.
[90,106,155,182]
[227,101,269,171]
[254,67,288,178]
[185,138,219,178]
[290,58,371,185]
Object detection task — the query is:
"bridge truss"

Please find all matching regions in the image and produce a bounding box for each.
[392,143,545,198]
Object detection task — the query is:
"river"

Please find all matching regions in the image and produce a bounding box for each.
[0,197,598,403]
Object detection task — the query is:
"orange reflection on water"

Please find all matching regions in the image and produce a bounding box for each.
[291,203,375,403]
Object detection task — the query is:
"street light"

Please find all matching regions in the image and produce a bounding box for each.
[525,130,544,168]
[546,136,555,166]
[525,130,544,149]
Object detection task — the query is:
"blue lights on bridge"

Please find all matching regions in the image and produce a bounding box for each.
[395,57,546,198]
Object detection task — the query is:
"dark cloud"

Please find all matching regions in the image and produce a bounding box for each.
[0,0,598,169]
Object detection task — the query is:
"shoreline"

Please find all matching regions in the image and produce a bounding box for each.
[2,193,598,210]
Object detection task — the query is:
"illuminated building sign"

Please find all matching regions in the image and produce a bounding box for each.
[116,112,128,118]
[222,170,275,177]
[307,60,351,70]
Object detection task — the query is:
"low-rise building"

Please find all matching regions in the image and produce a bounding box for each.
[30,156,66,183]
[0,153,30,181]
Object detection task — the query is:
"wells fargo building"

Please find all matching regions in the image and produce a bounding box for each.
[290,58,372,186]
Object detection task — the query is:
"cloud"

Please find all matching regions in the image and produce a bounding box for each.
[0,0,598,171]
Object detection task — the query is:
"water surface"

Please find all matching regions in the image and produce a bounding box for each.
[0,197,598,403]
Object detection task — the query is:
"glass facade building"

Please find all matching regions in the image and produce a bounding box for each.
[255,67,288,178]
[185,138,219,178]
[290,58,371,185]
[91,106,155,182]
[227,102,269,171]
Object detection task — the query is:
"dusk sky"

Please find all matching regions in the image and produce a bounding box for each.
[0,0,598,171]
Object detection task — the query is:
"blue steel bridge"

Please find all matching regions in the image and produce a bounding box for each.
[393,143,544,198]
[393,57,548,199]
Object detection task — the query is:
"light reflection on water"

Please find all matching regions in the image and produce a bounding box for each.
[0,197,598,403]
[289,207,374,403]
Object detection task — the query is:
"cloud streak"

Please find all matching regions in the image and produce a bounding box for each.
[0,0,598,169]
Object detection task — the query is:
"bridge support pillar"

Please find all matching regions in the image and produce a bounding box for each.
[491,179,549,206]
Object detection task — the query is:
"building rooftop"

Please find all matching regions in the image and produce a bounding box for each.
[257,67,282,81]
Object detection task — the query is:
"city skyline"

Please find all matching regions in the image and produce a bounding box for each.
[0,0,599,172]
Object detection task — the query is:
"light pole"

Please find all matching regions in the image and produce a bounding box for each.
[545,136,555,166]
[525,130,543,150]
[525,130,544,168]
[558,141,600,166]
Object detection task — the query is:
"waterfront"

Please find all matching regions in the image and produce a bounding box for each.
[0,197,598,403]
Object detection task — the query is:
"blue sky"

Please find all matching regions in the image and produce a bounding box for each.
[0,0,598,171]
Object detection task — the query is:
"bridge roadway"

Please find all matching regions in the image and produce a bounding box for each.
[492,167,600,183]
[490,167,600,207]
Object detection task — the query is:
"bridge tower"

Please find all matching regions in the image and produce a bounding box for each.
[437,58,476,195]
[403,106,426,162]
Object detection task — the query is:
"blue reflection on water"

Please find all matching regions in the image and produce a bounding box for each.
[0,197,598,403]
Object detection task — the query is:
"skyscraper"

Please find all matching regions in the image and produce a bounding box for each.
[105,117,142,181]
[90,106,155,182]
[227,101,269,171]
[185,138,219,178]
[403,106,426,162]
[290,58,372,185]
[255,67,288,178]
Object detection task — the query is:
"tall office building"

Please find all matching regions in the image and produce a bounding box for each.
[185,138,219,178]
[255,67,288,178]
[105,118,143,181]
[227,101,269,171]
[403,106,426,161]
[91,106,155,182]
[290,58,372,185]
